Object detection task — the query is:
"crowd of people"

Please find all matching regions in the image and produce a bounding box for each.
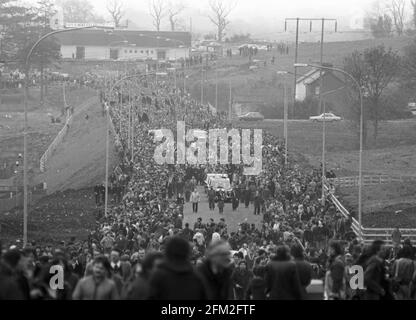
[1,67,416,301]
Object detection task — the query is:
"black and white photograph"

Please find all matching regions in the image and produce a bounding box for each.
[1,0,416,307]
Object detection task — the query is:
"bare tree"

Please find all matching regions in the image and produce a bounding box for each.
[106,0,125,27]
[167,1,185,31]
[58,0,99,23]
[207,0,236,42]
[387,0,406,35]
[411,0,416,29]
[149,0,167,31]
[344,45,400,144]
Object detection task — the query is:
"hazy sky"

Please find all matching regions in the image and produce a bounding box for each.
[25,0,380,35]
[87,0,373,20]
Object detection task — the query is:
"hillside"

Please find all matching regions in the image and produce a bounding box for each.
[35,96,118,194]
[188,36,414,112]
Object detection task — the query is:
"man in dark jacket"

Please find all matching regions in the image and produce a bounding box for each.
[265,245,304,300]
[180,223,194,242]
[0,253,25,300]
[149,237,206,300]
[291,244,312,297]
[1,249,30,300]
[125,252,164,300]
[208,187,216,211]
[197,240,234,300]
[363,240,387,300]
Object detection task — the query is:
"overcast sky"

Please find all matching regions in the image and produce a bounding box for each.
[24,0,380,36]
[87,0,373,20]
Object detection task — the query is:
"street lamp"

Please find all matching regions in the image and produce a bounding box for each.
[277,71,290,166]
[23,25,113,247]
[295,63,364,238]
[214,61,218,110]
[200,67,205,106]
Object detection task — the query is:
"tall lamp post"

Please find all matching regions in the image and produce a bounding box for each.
[277,71,290,166]
[295,63,364,238]
[23,25,113,247]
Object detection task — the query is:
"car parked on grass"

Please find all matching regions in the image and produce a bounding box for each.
[309,113,342,122]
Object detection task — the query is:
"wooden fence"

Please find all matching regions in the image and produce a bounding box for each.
[327,175,416,188]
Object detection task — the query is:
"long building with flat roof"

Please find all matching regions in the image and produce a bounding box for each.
[55,29,192,61]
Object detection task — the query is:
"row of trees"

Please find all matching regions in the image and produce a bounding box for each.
[58,0,236,41]
[366,0,416,37]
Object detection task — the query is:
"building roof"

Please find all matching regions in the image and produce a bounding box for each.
[55,29,192,48]
[296,68,344,86]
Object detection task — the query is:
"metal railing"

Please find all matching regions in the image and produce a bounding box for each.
[325,184,416,246]
[327,175,416,188]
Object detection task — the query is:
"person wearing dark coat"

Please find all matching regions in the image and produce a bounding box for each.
[0,261,25,300]
[244,188,251,208]
[246,266,266,300]
[180,223,194,242]
[231,190,239,211]
[253,191,262,215]
[149,237,206,300]
[265,245,304,300]
[291,244,312,297]
[231,261,252,300]
[197,240,234,300]
[363,240,388,300]
[124,252,164,300]
[1,250,30,300]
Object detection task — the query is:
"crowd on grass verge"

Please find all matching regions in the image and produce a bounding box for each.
[1,70,416,301]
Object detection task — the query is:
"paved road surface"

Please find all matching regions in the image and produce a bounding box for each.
[183,187,263,233]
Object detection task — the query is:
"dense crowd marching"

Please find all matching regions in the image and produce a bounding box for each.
[1,67,416,301]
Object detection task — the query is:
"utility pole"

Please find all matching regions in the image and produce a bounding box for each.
[229,79,232,122]
[131,83,134,163]
[285,17,337,204]
[285,17,337,118]
[200,67,204,106]
[215,62,218,111]
[283,83,288,166]
[319,18,326,206]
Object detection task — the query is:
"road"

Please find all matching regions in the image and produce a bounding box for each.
[183,187,263,233]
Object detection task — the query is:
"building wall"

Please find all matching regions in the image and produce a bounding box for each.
[119,47,157,60]
[61,45,108,59]
[85,46,108,60]
[61,45,190,61]
[61,45,76,59]
[295,83,307,101]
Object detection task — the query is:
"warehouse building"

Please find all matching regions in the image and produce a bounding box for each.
[55,29,191,61]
